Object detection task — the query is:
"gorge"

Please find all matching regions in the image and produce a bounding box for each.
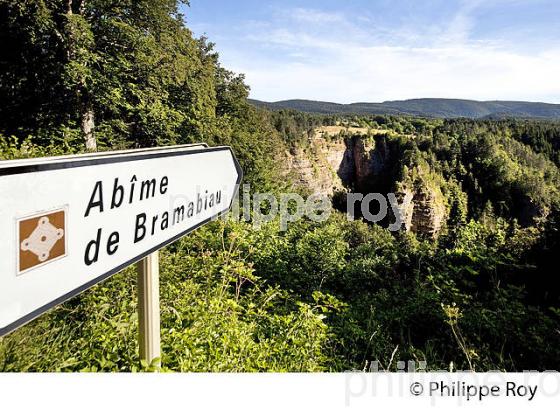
[284,131,447,237]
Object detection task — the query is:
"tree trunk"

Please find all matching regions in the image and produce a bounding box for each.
[63,0,97,151]
[81,104,96,151]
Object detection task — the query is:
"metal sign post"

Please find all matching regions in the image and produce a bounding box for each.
[136,251,161,369]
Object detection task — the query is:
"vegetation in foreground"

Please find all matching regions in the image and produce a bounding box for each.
[1,0,560,372]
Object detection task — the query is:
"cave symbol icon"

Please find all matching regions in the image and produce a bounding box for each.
[20,216,64,263]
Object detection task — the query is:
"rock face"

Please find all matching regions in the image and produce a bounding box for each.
[284,137,352,196]
[409,187,446,237]
[353,138,375,189]
[285,134,447,237]
[394,189,415,231]
[352,137,389,191]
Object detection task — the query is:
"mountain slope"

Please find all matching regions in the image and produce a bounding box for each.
[249,98,560,119]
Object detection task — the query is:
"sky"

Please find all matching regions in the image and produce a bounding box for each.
[182,0,560,103]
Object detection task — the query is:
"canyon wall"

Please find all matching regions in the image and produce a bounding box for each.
[284,134,448,237]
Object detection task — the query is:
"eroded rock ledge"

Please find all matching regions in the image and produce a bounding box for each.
[284,134,447,237]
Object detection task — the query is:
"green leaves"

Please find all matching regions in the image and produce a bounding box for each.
[1,1,560,374]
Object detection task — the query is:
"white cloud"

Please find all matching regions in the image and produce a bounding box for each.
[290,8,345,24]
[235,44,560,103]
[221,5,560,103]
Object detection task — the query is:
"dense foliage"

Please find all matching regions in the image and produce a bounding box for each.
[0,0,282,188]
[252,98,560,119]
[1,0,559,372]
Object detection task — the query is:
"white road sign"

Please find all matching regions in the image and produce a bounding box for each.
[0,144,242,336]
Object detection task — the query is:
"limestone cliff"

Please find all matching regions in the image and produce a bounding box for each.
[394,183,447,237]
[284,136,352,196]
[284,134,448,237]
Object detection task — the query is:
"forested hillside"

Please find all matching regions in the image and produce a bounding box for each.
[1,1,559,372]
[251,98,560,119]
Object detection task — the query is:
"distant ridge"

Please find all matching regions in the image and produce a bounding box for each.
[249,98,560,119]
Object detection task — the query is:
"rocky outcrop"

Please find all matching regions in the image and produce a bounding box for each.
[284,137,352,196]
[351,135,394,194]
[324,139,354,185]
[409,186,446,237]
[285,134,448,237]
[392,183,447,238]
[353,138,375,189]
[393,189,415,231]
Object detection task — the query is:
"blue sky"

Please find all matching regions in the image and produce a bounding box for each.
[182,0,560,103]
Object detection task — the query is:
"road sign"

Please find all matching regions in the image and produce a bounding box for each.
[0,144,242,337]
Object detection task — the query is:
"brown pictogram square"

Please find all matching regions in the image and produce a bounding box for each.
[18,209,66,274]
